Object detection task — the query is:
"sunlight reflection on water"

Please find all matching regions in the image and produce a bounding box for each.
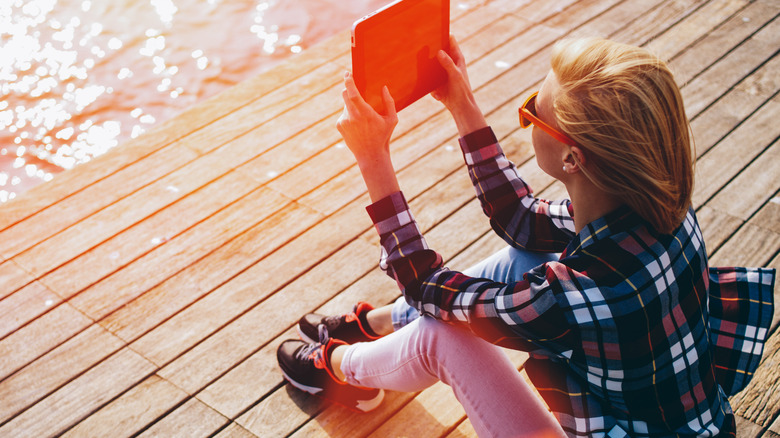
[0,0,392,202]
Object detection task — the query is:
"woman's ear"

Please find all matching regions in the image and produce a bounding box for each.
[562,146,586,173]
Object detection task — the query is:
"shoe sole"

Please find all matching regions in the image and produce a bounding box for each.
[280,369,385,413]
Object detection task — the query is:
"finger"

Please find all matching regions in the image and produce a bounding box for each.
[447,35,467,69]
[437,49,459,74]
[344,72,375,114]
[381,86,397,119]
[341,88,359,119]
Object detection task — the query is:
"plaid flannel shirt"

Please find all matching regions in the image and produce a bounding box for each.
[366,127,774,437]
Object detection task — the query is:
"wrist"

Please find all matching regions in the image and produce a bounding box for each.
[449,99,487,137]
[355,150,401,204]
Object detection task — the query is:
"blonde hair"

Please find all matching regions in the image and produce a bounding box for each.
[550,38,694,234]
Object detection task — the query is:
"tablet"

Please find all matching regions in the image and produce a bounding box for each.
[351,0,450,113]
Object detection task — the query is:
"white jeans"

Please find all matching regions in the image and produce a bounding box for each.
[340,247,566,437]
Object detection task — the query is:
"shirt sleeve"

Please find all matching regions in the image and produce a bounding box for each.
[459,126,575,251]
[366,191,574,354]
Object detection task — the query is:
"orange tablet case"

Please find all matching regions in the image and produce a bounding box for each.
[351,0,450,113]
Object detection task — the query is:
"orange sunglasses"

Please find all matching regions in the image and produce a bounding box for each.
[518,92,578,147]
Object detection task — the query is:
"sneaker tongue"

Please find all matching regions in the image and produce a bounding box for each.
[322,314,346,332]
[294,341,321,362]
[317,323,331,344]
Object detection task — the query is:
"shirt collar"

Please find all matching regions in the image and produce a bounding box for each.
[565,205,639,256]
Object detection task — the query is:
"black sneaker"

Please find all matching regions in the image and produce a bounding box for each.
[297,302,381,344]
[277,326,384,412]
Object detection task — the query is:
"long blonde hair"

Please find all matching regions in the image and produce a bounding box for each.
[551,38,694,234]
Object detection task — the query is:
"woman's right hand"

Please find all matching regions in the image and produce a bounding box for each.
[431,35,487,136]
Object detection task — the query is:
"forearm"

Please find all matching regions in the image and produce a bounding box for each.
[355,148,401,204]
[449,95,488,138]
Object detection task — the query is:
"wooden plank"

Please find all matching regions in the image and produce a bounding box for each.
[645,0,749,60]
[212,422,258,438]
[0,144,199,261]
[734,416,766,438]
[682,15,780,118]
[134,397,228,438]
[693,99,780,207]
[689,84,768,157]
[40,170,259,300]
[98,198,318,343]
[0,281,60,339]
[609,0,709,46]
[187,188,506,430]
[10,111,321,283]
[0,301,91,381]
[708,216,780,268]
[565,0,668,40]
[292,392,421,438]
[730,330,780,428]
[233,381,322,437]
[0,324,124,424]
[707,140,780,222]
[0,260,33,300]
[0,348,154,437]
[752,196,780,235]
[670,0,780,85]
[446,419,479,438]
[61,375,188,438]
[197,333,301,422]
[71,186,292,322]
[695,206,745,255]
[370,382,467,438]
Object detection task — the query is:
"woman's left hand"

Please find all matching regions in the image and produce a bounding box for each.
[336,71,398,163]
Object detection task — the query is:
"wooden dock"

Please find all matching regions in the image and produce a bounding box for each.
[1,0,779,436]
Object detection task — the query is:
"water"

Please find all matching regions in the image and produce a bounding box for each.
[0,0,391,203]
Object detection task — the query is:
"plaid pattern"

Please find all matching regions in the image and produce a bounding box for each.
[365,127,775,437]
[708,267,774,395]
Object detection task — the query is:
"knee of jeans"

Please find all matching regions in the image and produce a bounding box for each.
[415,317,473,358]
[413,316,484,385]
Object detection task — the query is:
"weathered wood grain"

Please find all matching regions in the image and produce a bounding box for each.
[60,375,188,438]
[0,324,124,424]
[0,301,91,382]
[730,329,780,428]
[134,397,228,438]
[0,347,155,437]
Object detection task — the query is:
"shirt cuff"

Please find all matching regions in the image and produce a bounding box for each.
[366,191,414,235]
[458,126,502,165]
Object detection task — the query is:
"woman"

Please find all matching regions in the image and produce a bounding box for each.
[277,36,773,437]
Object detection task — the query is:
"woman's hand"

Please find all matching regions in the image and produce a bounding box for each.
[336,71,398,163]
[431,35,487,137]
[336,71,401,203]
